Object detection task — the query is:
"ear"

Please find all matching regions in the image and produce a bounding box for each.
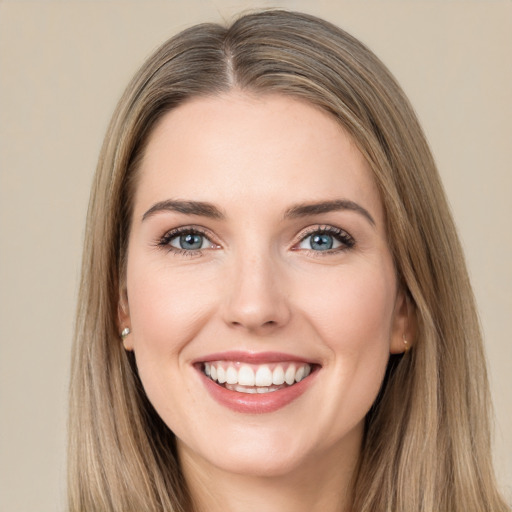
[118,286,133,351]
[389,288,416,354]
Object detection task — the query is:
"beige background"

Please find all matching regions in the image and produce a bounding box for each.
[0,1,510,510]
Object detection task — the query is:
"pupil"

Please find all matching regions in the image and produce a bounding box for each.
[311,234,333,251]
[181,233,202,250]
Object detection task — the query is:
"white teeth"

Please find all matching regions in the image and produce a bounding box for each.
[204,361,313,392]
[225,384,280,394]
[216,366,226,384]
[285,364,296,385]
[228,384,257,394]
[226,366,238,385]
[255,366,273,387]
[272,366,285,385]
[238,365,255,386]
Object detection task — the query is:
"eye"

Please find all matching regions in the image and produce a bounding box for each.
[169,232,211,251]
[296,227,355,253]
[157,227,218,255]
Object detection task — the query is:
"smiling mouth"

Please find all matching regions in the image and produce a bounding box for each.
[201,361,315,394]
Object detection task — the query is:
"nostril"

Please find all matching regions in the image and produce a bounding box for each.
[230,319,278,331]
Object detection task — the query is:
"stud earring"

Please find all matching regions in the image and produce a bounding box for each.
[120,327,131,340]
[403,334,410,353]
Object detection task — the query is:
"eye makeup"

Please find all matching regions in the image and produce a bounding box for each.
[154,223,356,258]
[155,226,219,257]
[292,225,356,255]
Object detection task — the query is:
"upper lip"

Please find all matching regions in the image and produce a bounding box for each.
[192,350,320,365]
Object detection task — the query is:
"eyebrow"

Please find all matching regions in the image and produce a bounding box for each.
[141,198,375,226]
[284,199,375,226]
[142,200,225,222]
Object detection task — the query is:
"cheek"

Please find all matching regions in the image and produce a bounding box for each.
[124,261,215,423]
[126,260,216,355]
[298,263,397,350]
[296,264,396,426]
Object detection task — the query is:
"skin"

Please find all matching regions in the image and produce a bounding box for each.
[120,92,409,512]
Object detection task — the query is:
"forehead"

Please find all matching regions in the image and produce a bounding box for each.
[134,92,383,224]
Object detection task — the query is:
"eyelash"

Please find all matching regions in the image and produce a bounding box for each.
[156,225,355,257]
[293,225,355,255]
[156,226,215,257]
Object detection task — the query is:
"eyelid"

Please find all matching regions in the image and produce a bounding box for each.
[155,223,354,256]
[156,225,221,254]
[292,224,355,252]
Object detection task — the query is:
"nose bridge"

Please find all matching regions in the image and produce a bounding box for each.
[223,244,290,333]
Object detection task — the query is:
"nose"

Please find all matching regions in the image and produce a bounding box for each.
[222,253,291,335]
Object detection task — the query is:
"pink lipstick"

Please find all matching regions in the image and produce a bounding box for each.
[194,351,319,414]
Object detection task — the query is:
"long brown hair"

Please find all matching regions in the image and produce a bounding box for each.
[68,10,509,511]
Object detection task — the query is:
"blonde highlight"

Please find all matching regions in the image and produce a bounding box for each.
[68,10,509,511]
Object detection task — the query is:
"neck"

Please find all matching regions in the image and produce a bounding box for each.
[179,430,361,512]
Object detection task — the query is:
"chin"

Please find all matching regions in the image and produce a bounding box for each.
[177,423,316,479]
[210,447,307,479]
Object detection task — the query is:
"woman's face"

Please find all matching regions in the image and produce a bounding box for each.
[122,92,407,478]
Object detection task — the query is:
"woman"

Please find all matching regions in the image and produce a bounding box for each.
[68,10,509,512]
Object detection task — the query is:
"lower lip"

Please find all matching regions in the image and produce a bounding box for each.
[198,368,318,414]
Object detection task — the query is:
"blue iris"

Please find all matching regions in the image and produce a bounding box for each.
[179,233,204,250]
[310,233,334,251]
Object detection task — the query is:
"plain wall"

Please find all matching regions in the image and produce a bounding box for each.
[0,1,510,510]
